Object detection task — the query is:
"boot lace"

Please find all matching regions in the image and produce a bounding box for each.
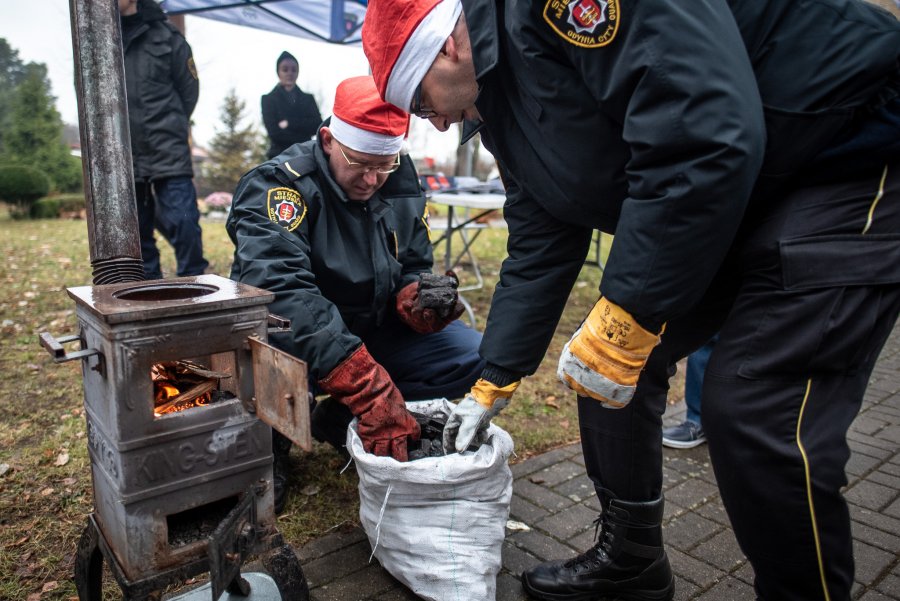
[563,513,614,568]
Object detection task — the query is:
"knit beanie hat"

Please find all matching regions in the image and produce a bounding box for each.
[276,50,298,71]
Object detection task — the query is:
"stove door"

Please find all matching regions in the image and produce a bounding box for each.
[249,337,312,451]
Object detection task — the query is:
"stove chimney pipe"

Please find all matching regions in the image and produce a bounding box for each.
[69,0,145,284]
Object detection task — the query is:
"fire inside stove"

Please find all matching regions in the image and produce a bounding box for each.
[152,360,235,417]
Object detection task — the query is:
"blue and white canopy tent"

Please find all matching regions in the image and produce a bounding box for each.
[159,0,368,45]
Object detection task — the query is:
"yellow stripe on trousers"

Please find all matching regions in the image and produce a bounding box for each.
[796,378,831,601]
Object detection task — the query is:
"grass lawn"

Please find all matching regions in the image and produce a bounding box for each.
[0,208,684,600]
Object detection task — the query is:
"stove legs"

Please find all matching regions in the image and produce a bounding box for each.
[73,516,163,601]
[74,519,104,601]
[263,544,310,601]
[73,515,308,601]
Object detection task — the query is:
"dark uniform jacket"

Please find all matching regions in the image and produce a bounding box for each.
[121,0,199,182]
[261,85,323,159]
[465,0,900,377]
[226,138,433,380]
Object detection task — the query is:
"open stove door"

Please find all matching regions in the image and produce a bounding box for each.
[249,337,313,452]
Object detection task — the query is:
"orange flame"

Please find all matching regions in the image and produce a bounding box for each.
[152,362,217,417]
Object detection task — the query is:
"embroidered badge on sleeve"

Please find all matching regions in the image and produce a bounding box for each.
[544,0,620,48]
[187,57,198,80]
[266,187,307,232]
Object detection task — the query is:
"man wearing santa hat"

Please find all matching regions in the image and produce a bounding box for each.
[226,75,484,513]
[361,0,900,600]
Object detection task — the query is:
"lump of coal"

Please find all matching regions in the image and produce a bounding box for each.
[419,272,459,291]
[407,412,481,460]
[417,273,460,319]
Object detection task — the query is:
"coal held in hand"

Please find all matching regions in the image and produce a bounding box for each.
[417,272,459,319]
[407,412,481,460]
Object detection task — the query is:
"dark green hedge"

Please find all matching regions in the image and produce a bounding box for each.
[0,165,50,217]
[30,193,86,219]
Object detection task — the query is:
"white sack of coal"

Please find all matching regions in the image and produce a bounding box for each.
[348,398,514,601]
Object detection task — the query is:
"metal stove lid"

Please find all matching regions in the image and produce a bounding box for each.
[66,274,274,324]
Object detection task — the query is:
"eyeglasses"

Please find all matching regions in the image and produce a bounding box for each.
[410,83,437,120]
[336,141,400,174]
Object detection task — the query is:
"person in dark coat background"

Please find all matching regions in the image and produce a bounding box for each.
[261,51,322,159]
[362,0,900,599]
[118,0,208,279]
[229,75,484,513]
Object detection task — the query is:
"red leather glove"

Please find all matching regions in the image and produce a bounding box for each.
[395,271,465,334]
[317,345,420,461]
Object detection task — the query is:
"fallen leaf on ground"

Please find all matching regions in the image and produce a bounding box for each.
[0,463,10,477]
[544,396,559,409]
[15,565,33,578]
[62,477,77,486]
[9,535,29,546]
[42,581,59,593]
[300,484,320,496]
[40,487,54,496]
[506,520,531,532]
[26,593,40,601]
[54,452,69,467]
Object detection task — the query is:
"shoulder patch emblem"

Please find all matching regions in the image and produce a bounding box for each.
[187,56,198,80]
[266,187,307,232]
[543,0,620,48]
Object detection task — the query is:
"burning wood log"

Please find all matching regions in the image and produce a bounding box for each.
[152,360,233,416]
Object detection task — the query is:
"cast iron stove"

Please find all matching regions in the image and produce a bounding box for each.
[41,274,311,601]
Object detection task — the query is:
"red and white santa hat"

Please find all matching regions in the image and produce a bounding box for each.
[329,75,410,155]
[361,0,462,112]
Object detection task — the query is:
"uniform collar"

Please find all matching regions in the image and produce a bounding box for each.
[458,0,498,142]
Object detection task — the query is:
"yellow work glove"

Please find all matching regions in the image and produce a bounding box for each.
[557,297,663,408]
[442,378,520,453]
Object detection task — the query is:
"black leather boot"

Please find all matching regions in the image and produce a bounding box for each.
[272,431,293,515]
[310,396,354,455]
[521,496,674,601]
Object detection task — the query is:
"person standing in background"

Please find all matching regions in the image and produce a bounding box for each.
[118,0,208,279]
[662,336,718,449]
[261,51,322,159]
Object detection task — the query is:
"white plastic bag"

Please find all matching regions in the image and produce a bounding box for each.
[348,399,514,601]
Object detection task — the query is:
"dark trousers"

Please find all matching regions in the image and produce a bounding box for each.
[136,176,209,279]
[580,159,900,600]
[365,317,485,400]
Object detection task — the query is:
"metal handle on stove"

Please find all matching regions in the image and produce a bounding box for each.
[39,332,101,363]
[267,313,291,334]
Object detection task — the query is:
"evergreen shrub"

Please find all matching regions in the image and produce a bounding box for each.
[0,165,50,218]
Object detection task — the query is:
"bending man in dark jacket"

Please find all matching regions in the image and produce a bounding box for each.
[119,0,208,279]
[227,75,484,513]
[362,0,900,599]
